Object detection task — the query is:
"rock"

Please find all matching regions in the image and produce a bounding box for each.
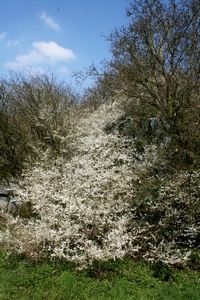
[148,117,159,131]
[0,197,9,211]
[0,187,32,217]
[0,197,18,215]
[0,187,14,197]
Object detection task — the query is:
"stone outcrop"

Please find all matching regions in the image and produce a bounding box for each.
[0,187,32,217]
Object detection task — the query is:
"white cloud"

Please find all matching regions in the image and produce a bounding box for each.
[40,11,61,31]
[5,41,76,71]
[6,38,23,47]
[0,32,7,42]
[33,41,75,61]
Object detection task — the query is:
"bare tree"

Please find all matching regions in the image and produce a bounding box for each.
[107,0,199,136]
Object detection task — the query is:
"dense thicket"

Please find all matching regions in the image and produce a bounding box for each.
[0,73,77,181]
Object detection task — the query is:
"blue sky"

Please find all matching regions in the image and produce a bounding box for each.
[0,0,129,91]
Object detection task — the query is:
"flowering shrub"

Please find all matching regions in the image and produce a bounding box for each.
[4,102,135,264]
[1,100,199,267]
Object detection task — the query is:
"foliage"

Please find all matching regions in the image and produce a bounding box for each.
[188,250,200,271]
[151,260,173,281]
[0,252,200,300]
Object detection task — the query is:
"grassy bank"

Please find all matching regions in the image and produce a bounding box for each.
[0,252,199,300]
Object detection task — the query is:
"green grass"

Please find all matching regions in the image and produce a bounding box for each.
[0,252,199,300]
